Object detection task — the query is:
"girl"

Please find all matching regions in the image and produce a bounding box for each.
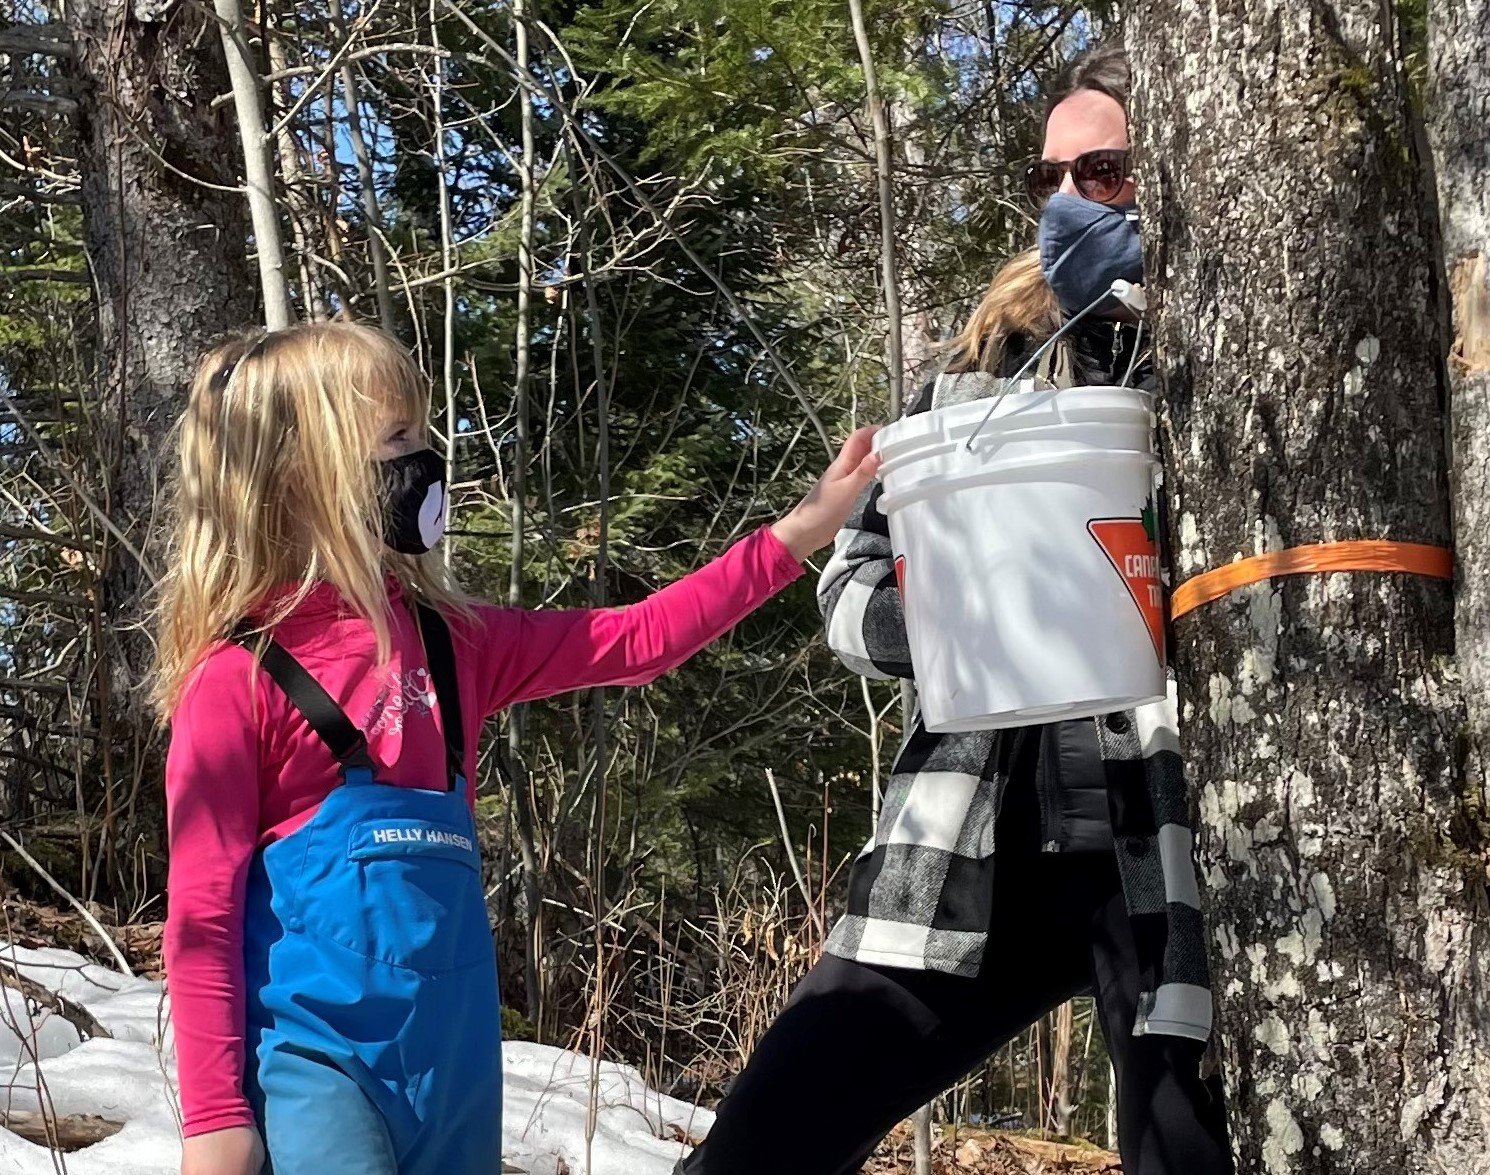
[679,45,1233,1175]
[156,321,879,1175]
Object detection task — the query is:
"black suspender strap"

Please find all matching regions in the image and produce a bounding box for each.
[231,627,376,773]
[415,603,465,790]
[232,604,466,791]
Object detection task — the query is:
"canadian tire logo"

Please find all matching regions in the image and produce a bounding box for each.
[1088,504,1165,662]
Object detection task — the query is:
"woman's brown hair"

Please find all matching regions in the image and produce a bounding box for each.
[1044,43,1129,121]
[944,44,1129,379]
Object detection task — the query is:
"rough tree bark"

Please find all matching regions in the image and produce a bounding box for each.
[63,1,255,707]
[1128,5,1490,1171]
[1429,0,1490,915]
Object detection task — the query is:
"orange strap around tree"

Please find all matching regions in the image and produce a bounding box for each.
[1169,540,1455,620]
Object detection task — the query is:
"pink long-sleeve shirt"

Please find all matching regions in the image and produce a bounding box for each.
[164,526,802,1138]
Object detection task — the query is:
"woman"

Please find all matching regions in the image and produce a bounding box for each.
[680,45,1233,1175]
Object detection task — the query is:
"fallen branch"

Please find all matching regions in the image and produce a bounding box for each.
[0,1110,122,1151]
[0,960,113,1042]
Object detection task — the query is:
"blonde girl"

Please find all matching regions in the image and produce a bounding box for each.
[158,322,878,1175]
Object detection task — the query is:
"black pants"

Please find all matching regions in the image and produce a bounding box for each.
[679,852,1232,1175]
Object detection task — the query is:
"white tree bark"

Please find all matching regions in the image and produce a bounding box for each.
[1426,6,1490,1166]
[1429,0,1490,807]
[266,19,327,321]
[213,0,291,329]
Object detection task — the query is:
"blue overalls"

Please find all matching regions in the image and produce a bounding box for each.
[236,605,502,1174]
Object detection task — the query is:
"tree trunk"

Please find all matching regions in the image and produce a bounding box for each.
[267,18,329,321]
[1128,4,1490,1170]
[1426,4,1490,1165]
[213,0,290,328]
[505,0,545,1034]
[1044,1001,1075,1137]
[330,0,395,331]
[63,1,255,711]
[910,1102,933,1175]
[1429,0,1490,924]
[847,0,903,418]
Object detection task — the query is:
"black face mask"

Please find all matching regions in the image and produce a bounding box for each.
[379,448,447,555]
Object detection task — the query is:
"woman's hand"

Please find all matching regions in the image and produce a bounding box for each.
[771,426,883,562]
[181,1126,264,1175]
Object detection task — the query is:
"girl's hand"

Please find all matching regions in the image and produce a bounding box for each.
[181,1126,264,1175]
[771,426,883,561]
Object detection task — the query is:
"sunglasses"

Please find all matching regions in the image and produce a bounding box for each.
[1024,148,1131,204]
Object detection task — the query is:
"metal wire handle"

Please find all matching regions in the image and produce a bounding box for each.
[963,280,1147,452]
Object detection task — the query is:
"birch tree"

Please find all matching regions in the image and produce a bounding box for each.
[214,0,291,328]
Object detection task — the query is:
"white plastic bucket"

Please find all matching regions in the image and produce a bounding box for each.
[873,383,1166,733]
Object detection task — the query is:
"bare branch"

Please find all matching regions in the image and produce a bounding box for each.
[0,91,76,118]
[0,25,73,56]
[0,961,113,1040]
[0,831,134,975]
[0,267,87,284]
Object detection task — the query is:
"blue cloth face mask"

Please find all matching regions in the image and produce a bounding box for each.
[1038,193,1144,315]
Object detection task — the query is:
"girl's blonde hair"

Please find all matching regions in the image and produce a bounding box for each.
[944,248,1064,376]
[150,322,468,719]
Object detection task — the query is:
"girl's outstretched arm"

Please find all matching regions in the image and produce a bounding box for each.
[468,428,880,715]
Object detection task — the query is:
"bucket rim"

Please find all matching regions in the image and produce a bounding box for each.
[877,447,1159,515]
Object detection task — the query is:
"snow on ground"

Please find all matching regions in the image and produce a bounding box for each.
[0,942,710,1174]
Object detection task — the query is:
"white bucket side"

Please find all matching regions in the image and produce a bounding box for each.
[879,393,1166,732]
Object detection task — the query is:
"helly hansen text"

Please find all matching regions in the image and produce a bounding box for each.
[371,826,473,851]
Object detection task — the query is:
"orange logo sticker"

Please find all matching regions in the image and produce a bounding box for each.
[1088,506,1165,663]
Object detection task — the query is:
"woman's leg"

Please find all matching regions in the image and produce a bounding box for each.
[1087,882,1233,1175]
[680,854,1106,1175]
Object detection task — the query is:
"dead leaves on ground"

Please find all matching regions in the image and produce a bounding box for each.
[0,885,163,978]
[868,1124,1121,1174]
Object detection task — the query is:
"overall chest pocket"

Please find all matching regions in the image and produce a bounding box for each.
[298,813,491,975]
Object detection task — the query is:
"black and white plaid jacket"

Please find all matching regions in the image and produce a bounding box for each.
[818,343,1214,1043]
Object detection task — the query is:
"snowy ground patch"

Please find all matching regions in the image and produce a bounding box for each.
[0,942,709,1174]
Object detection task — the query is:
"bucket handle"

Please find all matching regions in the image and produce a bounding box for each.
[964,280,1147,452]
